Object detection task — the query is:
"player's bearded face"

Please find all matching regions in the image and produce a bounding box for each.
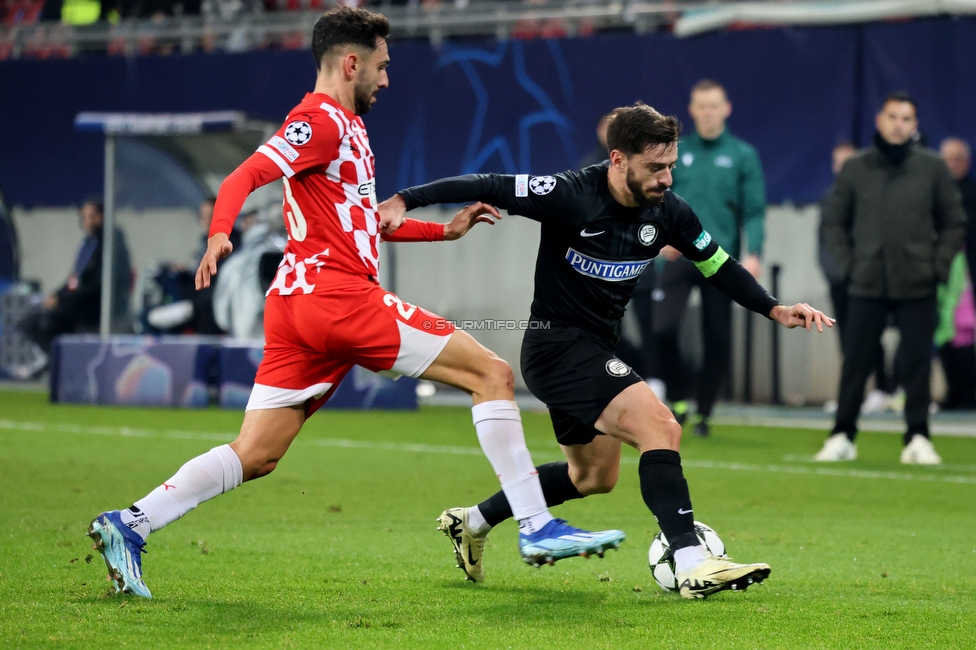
[623,144,676,207]
[353,41,390,115]
[353,77,378,115]
[625,165,667,207]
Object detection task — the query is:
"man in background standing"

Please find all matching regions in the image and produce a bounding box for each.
[654,79,767,437]
[818,142,895,413]
[818,93,966,464]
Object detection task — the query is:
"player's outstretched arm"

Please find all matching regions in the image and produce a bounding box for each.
[700,251,834,333]
[381,172,574,235]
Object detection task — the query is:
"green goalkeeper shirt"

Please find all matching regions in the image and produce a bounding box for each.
[670,128,767,258]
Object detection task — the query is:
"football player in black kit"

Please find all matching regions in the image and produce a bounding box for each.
[379,103,833,599]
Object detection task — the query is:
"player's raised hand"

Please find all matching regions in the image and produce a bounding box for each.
[444,202,502,241]
[770,303,835,333]
[195,232,234,290]
[377,194,407,236]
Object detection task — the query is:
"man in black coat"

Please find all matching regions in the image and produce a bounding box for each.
[19,199,132,354]
[818,142,895,410]
[818,93,966,465]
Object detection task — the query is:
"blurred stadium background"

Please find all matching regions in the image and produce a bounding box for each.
[3,0,976,408]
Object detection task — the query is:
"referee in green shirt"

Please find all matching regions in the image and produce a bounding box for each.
[654,80,767,437]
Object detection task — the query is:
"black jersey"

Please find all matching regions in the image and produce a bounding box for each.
[399,162,732,341]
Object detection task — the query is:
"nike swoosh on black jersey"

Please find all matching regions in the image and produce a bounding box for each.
[580,229,605,237]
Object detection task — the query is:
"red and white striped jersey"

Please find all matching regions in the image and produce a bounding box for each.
[257,92,381,295]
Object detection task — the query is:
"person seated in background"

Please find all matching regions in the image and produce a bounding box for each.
[145,195,241,334]
[212,208,283,339]
[191,195,239,333]
[16,198,131,371]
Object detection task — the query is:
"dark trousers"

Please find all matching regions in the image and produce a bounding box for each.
[939,343,976,410]
[18,305,93,353]
[828,282,894,393]
[833,296,937,442]
[654,257,732,418]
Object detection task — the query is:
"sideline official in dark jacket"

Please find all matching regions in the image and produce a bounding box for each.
[817,92,966,466]
[19,199,132,353]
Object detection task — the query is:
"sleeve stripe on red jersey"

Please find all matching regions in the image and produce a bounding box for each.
[257,145,296,178]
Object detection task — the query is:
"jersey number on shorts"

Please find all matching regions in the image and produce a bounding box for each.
[383,293,417,321]
[282,177,307,242]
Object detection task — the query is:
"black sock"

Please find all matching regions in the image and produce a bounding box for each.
[477,461,583,528]
[638,449,698,550]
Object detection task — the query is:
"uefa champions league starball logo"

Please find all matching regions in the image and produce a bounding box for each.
[284,121,312,146]
[529,176,557,195]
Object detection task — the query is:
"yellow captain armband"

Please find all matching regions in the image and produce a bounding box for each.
[693,247,730,278]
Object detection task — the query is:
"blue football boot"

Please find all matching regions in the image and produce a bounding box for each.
[87,511,152,598]
[519,518,625,567]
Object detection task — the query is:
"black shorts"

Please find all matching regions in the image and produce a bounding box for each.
[521,322,643,446]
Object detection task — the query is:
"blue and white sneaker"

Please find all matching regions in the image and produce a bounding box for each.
[519,518,626,567]
[87,511,152,598]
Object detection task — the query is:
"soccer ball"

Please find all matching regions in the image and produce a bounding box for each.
[647,521,726,592]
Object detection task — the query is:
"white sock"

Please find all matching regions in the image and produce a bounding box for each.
[119,505,152,540]
[467,505,491,537]
[674,544,708,573]
[125,444,243,537]
[472,400,553,535]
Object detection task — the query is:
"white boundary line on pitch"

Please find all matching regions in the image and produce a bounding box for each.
[2,419,976,486]
[709,416,976,438]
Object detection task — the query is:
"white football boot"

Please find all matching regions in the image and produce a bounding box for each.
[900,434,942,465]
[437,508,487,583]
[814,433,858,462]
[676,555,771,599]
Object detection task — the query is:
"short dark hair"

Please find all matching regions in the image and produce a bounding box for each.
[881,91,918,117]
[82,196,104,214]
[691,79,726,96]
[605,102,682,156]
[312,7,390,71]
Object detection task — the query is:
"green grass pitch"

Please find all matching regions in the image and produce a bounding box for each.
[1,391,974,648]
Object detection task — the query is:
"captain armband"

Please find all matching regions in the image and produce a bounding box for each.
[693,247,730,278]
